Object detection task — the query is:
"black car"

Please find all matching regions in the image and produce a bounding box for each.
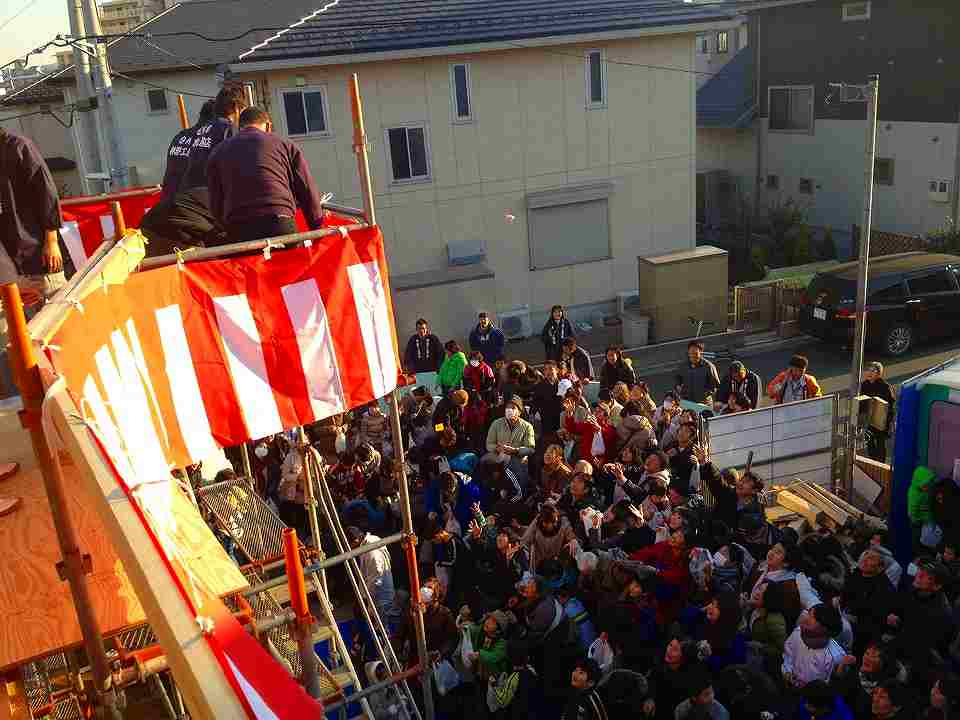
[798,252,960,357]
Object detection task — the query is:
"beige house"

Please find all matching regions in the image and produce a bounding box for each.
[99,0,748,342]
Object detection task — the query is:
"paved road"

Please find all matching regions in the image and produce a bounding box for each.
[635,334,960,407]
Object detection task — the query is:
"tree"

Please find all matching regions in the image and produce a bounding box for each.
[819,227,837,260]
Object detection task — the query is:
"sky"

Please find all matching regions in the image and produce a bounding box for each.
[0,0,72,68]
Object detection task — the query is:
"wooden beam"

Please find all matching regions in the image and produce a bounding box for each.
[793,483,850,527]
[775,489,825,528]
[43,373,248,720]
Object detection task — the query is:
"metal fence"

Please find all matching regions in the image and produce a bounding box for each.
[706,394,841,490]
[729,280,806,332]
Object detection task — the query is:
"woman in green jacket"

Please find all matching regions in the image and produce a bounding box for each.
[750,580,789,677]
[439,340,468,395]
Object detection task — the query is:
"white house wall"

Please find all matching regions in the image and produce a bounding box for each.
[762,118,958,237]
[110,70,221,185]
[250,35,696,338]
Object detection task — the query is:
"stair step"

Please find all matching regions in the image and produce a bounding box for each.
[269,583,318,607]
[320,670,355,701]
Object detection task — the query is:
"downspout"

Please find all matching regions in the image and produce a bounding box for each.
[753,12,764,222]
[951,108,960,231]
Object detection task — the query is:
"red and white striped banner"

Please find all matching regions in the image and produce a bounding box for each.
[47,225,398,717]
[51,225,398,469]
[60,188,162,268]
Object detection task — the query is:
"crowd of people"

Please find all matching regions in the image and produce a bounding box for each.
[226,311,956,720]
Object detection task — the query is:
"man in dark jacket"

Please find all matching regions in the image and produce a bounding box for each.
[0,127,63,286]
[840,547,896,653]
[859,361,895,461]
[403,318,443,374]
[469,311,505,366]
[562,657,608,720]
[886,560,956,681]
[681,340,720,405]
[562,337,594,382]
[715,361,761,410]
[531,361,564,436]
[207,106,326,242]
[140,85,247,254]
[701,463,766,555]
[159,99,215,202]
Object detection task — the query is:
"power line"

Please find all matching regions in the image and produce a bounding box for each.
[502,40,717,76]
[0,0,42,34]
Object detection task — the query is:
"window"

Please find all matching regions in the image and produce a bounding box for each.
[698,34,710,54]
[799,178,814,195]
[874,158,895,186]
[527,183,612,269]
[842,1,871,21]
[386,125,430,182]
[769,86,814,132]
[449,63,472,122]
[766,174,780,190]
[869,282,905,305]
[908,270,955,295]
[716,31,729,54]
[146,88,168,113]
[281,87,329,137]
[586,49,605,107]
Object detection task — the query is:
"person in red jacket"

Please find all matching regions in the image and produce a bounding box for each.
[463,350,496,402]
[563,400,618,468]
[630,525,694,626]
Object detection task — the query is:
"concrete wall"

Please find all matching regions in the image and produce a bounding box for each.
[761,118,958,236]
[697,124,757,204]
[110,70,221,185]
[247,34,697,340]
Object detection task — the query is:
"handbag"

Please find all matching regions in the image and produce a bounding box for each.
[588,635,614,671]
[456,626,476,682]
[433,659,461,696]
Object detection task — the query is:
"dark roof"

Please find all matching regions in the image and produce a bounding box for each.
[0,83,64,107]
[45,156,77,171]
[106,0,322,73]
[821,252,960,281]
[697,46,754,128]
[102,0,748,72]
[238,0,743,63]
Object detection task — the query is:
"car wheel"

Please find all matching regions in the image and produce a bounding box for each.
[883,323,913,357]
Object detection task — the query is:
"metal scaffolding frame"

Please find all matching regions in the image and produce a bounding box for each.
[3,73,434,718]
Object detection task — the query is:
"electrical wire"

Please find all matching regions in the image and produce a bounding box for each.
[0,0,42,34]
[136,36,205,71]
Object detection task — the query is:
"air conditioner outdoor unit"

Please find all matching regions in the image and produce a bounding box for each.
[617,290,641,316]
[929,179,951,203]
[499,305,532,340]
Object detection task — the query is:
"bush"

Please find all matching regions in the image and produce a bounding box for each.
[791,224,811,265]
[928,217,960,252]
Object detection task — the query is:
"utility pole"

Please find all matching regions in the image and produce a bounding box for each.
[844,74,880,498]
[79,0,129,189]
[67,0,102,194]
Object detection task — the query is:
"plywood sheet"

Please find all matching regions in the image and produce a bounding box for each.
[0,409,246,672]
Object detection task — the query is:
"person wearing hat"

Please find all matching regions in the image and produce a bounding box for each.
[469,311,505,366]
[767,354,822,405]
[483,395,535,467]
[715,360,761,412]
[860,361,895,461]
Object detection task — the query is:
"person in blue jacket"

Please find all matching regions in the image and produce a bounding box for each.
[796,680,854,720]
[469,311,506,366]
[424,468,482,533]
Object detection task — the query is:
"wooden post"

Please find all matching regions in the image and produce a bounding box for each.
[110,201,126,239]
[349,75,376,226]
[0,283,120,718]
[177,94,189,131]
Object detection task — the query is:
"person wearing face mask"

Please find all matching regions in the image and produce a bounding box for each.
[463,351,496,401]
[468,311,505,366]
[483,395,535,483]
